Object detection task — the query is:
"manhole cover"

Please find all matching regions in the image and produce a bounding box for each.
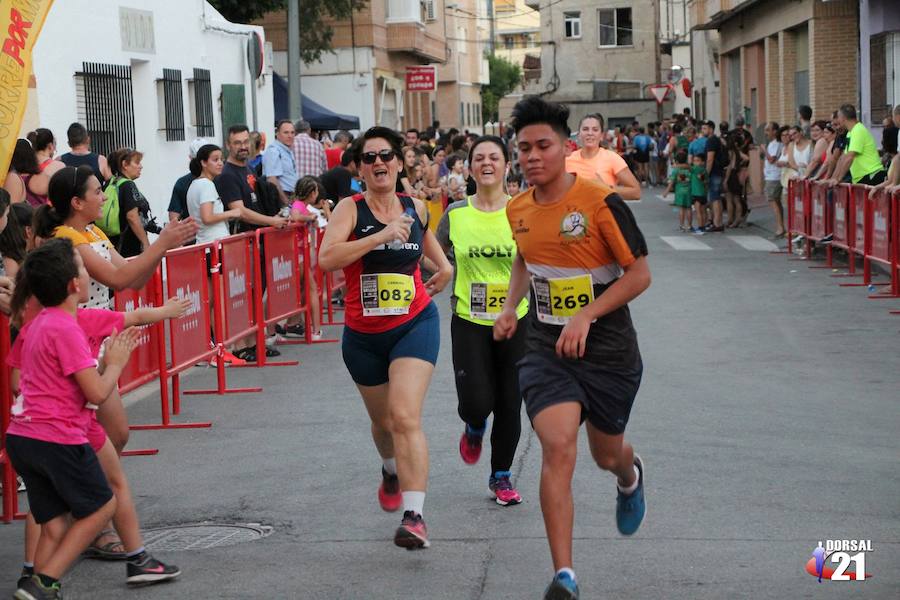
[142,523,273,551]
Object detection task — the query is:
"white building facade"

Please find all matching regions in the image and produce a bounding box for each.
[22,0,273,219]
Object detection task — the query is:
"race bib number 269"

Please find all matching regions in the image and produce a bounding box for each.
[532,274,594,325]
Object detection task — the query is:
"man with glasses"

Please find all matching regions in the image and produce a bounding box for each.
[263,120,299,207]
[217,125,289,362]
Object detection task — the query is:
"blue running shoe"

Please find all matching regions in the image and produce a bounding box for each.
[543,572,579,600]
[616,454,645,535]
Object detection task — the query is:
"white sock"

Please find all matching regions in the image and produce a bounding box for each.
[383,458,397,475]
[401,491,426,516]
[617,465,640,494]
[556,567,576,582]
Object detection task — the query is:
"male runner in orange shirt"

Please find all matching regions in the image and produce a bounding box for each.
[494,97,651,600]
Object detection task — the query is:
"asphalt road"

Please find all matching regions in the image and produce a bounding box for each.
[1,188,898,599]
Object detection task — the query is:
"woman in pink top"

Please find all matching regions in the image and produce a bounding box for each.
[565,114,641,200]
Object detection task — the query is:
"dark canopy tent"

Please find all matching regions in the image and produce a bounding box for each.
[273,72,360,131]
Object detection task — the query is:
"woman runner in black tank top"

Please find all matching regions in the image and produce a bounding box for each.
[319,127,453,550]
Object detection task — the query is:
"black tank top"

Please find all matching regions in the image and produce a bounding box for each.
[60,152,104,186]
[343,194,431,333]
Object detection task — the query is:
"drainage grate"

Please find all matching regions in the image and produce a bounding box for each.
[141,523,273,551]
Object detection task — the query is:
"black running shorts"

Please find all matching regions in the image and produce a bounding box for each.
[517,351,642,434]
[6,434,113,524]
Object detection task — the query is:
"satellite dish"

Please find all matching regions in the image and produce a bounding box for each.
[667,65,684,84]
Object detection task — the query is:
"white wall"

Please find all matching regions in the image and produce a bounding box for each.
[26,0,273,219]
[690,29,722,124]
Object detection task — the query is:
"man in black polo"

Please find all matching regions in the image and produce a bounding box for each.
[215,124,289,362]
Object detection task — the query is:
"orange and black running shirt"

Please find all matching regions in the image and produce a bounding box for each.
[506,176,648,366]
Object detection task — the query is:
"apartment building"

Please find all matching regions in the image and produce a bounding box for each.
[860,0,900,135]
[690,0,858,129]
[524,0,666,129]
[258,0,488,132]
[493,0,541,71]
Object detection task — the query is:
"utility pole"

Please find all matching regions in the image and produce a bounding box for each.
[487,0,495,56]
[287,0,302,120]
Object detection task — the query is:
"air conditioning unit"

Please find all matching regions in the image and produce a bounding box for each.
[423,0,437,21]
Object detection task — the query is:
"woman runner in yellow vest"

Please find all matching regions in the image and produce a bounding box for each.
[436,136,529,506]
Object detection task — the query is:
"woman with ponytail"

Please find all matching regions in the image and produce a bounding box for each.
[33,166,197,456]
[186,144,241,244]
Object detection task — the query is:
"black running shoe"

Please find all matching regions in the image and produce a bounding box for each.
[126,554,181,586]
[394,511,430,549]
[14,576,61,600]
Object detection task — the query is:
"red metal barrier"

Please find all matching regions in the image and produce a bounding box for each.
[829,184,860,278]
[787,179,811,259]
[865,187,898,300]
[113,271,164,456]
[184,234,264,393]
[249,226,305,367]
[891,191,900,314]
[313,226,345,327]
[1,314,26,523]
[806,181,836,270]
[130,244,213,432]
[305,226,339,344]
[839,185,887,288]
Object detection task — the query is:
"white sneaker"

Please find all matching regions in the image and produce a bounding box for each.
[311,331,323,341]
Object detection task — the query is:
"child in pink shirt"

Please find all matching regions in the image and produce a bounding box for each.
[10,265,189,592]
[7,239,181,599]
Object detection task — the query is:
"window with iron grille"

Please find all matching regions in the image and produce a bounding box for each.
[157,68,185,141]
[74,62,136,158]
[189,68,215,137]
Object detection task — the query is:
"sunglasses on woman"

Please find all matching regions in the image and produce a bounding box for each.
[361,149,397,164]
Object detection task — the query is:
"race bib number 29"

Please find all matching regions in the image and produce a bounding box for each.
[532,274,594,325]
[361,273,415,316]
[469,282,508,321]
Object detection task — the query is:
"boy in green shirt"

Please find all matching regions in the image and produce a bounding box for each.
[690,154,709,234]
[663,149,696,232]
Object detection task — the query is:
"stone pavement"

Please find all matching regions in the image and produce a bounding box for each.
[1,188,898,599]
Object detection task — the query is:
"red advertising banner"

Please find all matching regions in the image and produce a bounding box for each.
[832,185,849,248]
[264,228,300,320]
[870,191,891,263]
[165,246,212,370]
[810,183,828,239]
[852,186,867,255]
[113,273,161,394]
[406,65,436,92]
[219,234,255,342]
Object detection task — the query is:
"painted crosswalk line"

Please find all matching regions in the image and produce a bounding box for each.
[659,236,712,250]
[726,235,779,251]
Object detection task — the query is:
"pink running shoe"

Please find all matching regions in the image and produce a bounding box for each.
[459,424,484,465]
[489,471,522,506]
[394,511,430,549]
[378,468,401,512]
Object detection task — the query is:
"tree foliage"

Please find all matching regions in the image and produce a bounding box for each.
[482,54,522,124]
[209,0,367,63]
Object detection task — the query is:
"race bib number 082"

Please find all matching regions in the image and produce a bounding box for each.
[532,274,594,325]
[361,273,415,316]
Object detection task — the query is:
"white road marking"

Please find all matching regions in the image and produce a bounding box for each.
[659,236,712,250]
[727,235,779,251]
